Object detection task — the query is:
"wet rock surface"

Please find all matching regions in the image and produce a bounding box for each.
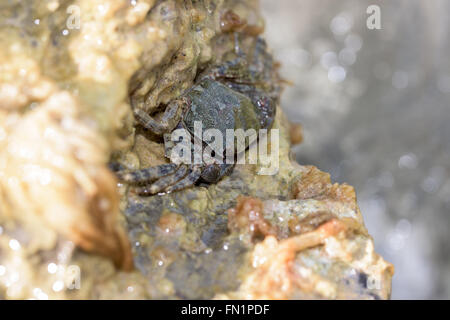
[261,0,450,299]
[0,0,392,299]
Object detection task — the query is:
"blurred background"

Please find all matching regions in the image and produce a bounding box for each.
[261,0,450,299]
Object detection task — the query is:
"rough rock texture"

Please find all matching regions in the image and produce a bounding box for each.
[0,0,392,299]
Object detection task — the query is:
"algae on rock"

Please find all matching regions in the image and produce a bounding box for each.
[0,0,392,299]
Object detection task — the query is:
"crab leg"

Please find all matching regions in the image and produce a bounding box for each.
[165,165,202,193]
[203,57,248,82]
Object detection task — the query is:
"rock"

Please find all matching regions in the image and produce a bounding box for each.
[0,0,392,299]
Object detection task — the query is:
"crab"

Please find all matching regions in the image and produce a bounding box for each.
[114,37,280,195]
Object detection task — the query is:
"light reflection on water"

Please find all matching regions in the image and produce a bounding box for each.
[262,0,450,299]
